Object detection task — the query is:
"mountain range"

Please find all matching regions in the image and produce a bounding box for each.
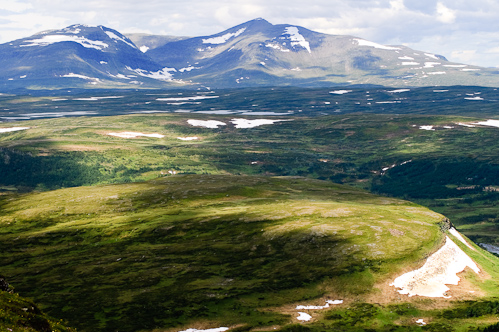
[1,18,498,90]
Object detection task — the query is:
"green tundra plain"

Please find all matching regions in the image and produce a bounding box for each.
[2,87,499,331]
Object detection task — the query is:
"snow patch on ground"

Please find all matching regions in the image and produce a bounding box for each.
[297,312,312,321]
[433,90,449,92]
[108,132,164,138]
[284,27,311,53]
[177,137,199,141]
[296,300,343,310]
[330,90,352,95]
[21,34,109,50]
[390,236,480,298]
[178,328,229,332]
[449,228,475,250]
[74,96,123,101]
[474,119,499,127]
[156,96,219,102]
[353,38,401,50]
[0,127,30,133]
[202,28,246,44]
[187,120,226,128]
[387,89,410,93]
[457,123,476,128]
[428,71,446,75]
[419,125,435,131]
[465,96,484,101]
[230,119,291,128]
[401,62,420,66]
[398,56,414,60]
[140,45,149,53]
[416,319,427,326]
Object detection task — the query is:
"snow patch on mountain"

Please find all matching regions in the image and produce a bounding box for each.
[353,38,401,50]
[140,45,149,53]
[424,62,441,68]
[179,66,201,72]
[21,35,109,51]
[284,27,311,53]
[265,43,290,52]
[202,28,246,44]
[61,73,100,81]
[126,66,176,80]
[387,89,410,93]
[330,90,352,94]
[103,30,137,49]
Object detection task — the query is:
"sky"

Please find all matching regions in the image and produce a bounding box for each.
[0,0,499,67]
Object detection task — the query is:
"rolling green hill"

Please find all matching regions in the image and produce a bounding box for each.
[1,174,498,332]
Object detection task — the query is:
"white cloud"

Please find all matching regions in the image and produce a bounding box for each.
[0,0,33,12]
[451,50,477,63]
[436,2,456,23]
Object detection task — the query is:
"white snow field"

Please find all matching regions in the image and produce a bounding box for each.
[187,120,227,128]
[230,118,290,128]
[390,236,480,298]
[0,127,30,133]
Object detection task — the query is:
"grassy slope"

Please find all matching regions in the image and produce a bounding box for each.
[0,289,74,332]
[1,174,449,332]
[2,112,499,243]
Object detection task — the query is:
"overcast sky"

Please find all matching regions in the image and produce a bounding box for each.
[1,0,499,67]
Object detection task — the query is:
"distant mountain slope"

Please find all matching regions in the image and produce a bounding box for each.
[147,18,499,88]
[1,19,499,89]
[0,25,183,89]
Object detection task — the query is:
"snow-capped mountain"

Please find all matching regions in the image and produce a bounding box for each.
[0,24,182,89]
[146,18,499,88]
[1,19,499,90]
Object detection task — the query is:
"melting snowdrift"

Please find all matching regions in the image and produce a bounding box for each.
[391,236,480,298]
